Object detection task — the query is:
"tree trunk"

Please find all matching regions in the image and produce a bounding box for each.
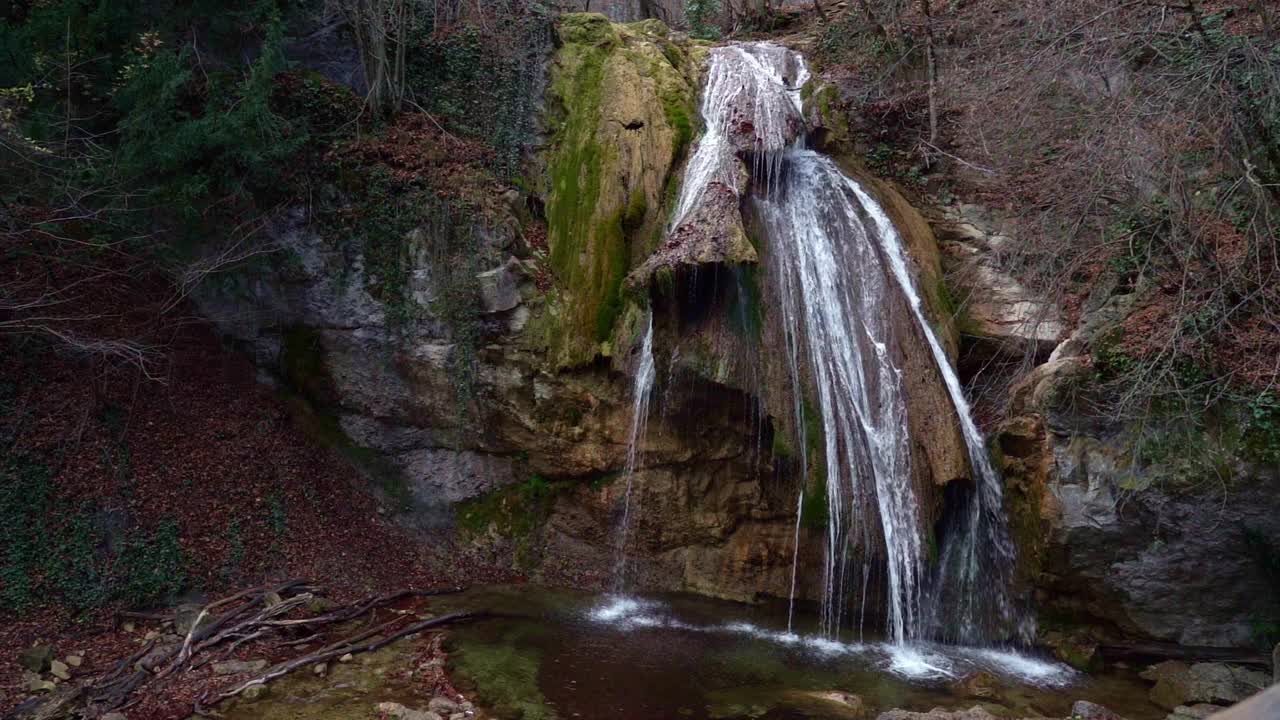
[921,0,939,147]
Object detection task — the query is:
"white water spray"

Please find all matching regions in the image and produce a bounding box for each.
[611,312,657,592]
[759,151,923,645]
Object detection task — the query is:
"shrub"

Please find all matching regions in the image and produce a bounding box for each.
[686,0,722,40]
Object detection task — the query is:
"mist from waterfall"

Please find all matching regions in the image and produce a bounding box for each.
[611,312,657,592]
[674,41,1027,646]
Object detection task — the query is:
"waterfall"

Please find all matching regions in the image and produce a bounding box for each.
[759,151,923,645]
[611,312,657,592]
[671,41,1026,645]
[670,43,809,231]
[845,179,1028,645]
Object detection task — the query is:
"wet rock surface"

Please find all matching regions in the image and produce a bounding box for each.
[1140,661,1269,710]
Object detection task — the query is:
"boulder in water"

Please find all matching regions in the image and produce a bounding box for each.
[949,671,999,699]
[375,702,443,720]
[785,690,868,719]
[1164,705,1219,720]
[1141,661,1269,710]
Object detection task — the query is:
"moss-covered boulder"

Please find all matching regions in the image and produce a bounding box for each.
[537,14,702,367]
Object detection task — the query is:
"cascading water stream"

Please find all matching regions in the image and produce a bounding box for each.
[843,179,1028,645]
[672,41,1026,646]
[670,43,809,231]
[610,312,657,592]
[759,151,923,646]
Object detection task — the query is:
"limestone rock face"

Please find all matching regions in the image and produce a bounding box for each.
[189,17,983,609]
[934,204,1064,357]
[541,14,702,367]
[625,180,758,290]
[994,289,1280,646]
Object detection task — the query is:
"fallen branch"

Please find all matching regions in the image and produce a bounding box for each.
[207,611,482,706]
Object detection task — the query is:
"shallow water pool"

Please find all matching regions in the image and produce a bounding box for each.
[437,586,1166,720]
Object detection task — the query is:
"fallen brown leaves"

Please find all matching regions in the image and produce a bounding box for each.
[0,278,515,716]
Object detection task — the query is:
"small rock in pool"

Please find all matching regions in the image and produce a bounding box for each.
[949,671,998,700]
[875,707,998,720]
[1070,700,1124,720]
[1165,705,1220,720]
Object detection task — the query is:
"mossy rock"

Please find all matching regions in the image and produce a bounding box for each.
[538,15,700,368]
[556,12,619,47]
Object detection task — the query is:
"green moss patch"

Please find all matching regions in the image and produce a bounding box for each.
[456,475,572,569]
[449,623,555,720]
[540,15,699,366]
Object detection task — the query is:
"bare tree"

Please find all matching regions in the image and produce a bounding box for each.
[330,0,413,114]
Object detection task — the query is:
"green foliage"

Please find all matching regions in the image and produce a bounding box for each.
[267,491,288,536]
[0,0,143,136]
[1091,330,1138,383]
[728,266,763,341]
[456,474,572,569]
[0,455,189,614]
[448,623,554,720]
[116,518,187,608]
[0,458,107,614]
[798,399,829,531]
[1,457,56,613]
[281,325,332,402]
[544,24,629,355]
[799,469,830,532]
[685,0,722,40]
[408,13,551,180]
[816,14,894,65]
[223,518,246,581]
[113,4,302,223]
[1244,393,1280,464]
[1243,526,1280,648]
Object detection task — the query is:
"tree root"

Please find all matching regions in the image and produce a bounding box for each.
[22,582,477,720]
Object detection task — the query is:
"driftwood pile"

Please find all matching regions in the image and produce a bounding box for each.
[14,580,477,720]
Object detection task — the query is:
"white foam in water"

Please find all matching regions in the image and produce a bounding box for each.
[958,647,1076,687]
[590,595,655,623]
[882,645,956,680]
[588,595,1074,688]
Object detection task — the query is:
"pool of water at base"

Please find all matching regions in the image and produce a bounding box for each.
[435,586,1166,720]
